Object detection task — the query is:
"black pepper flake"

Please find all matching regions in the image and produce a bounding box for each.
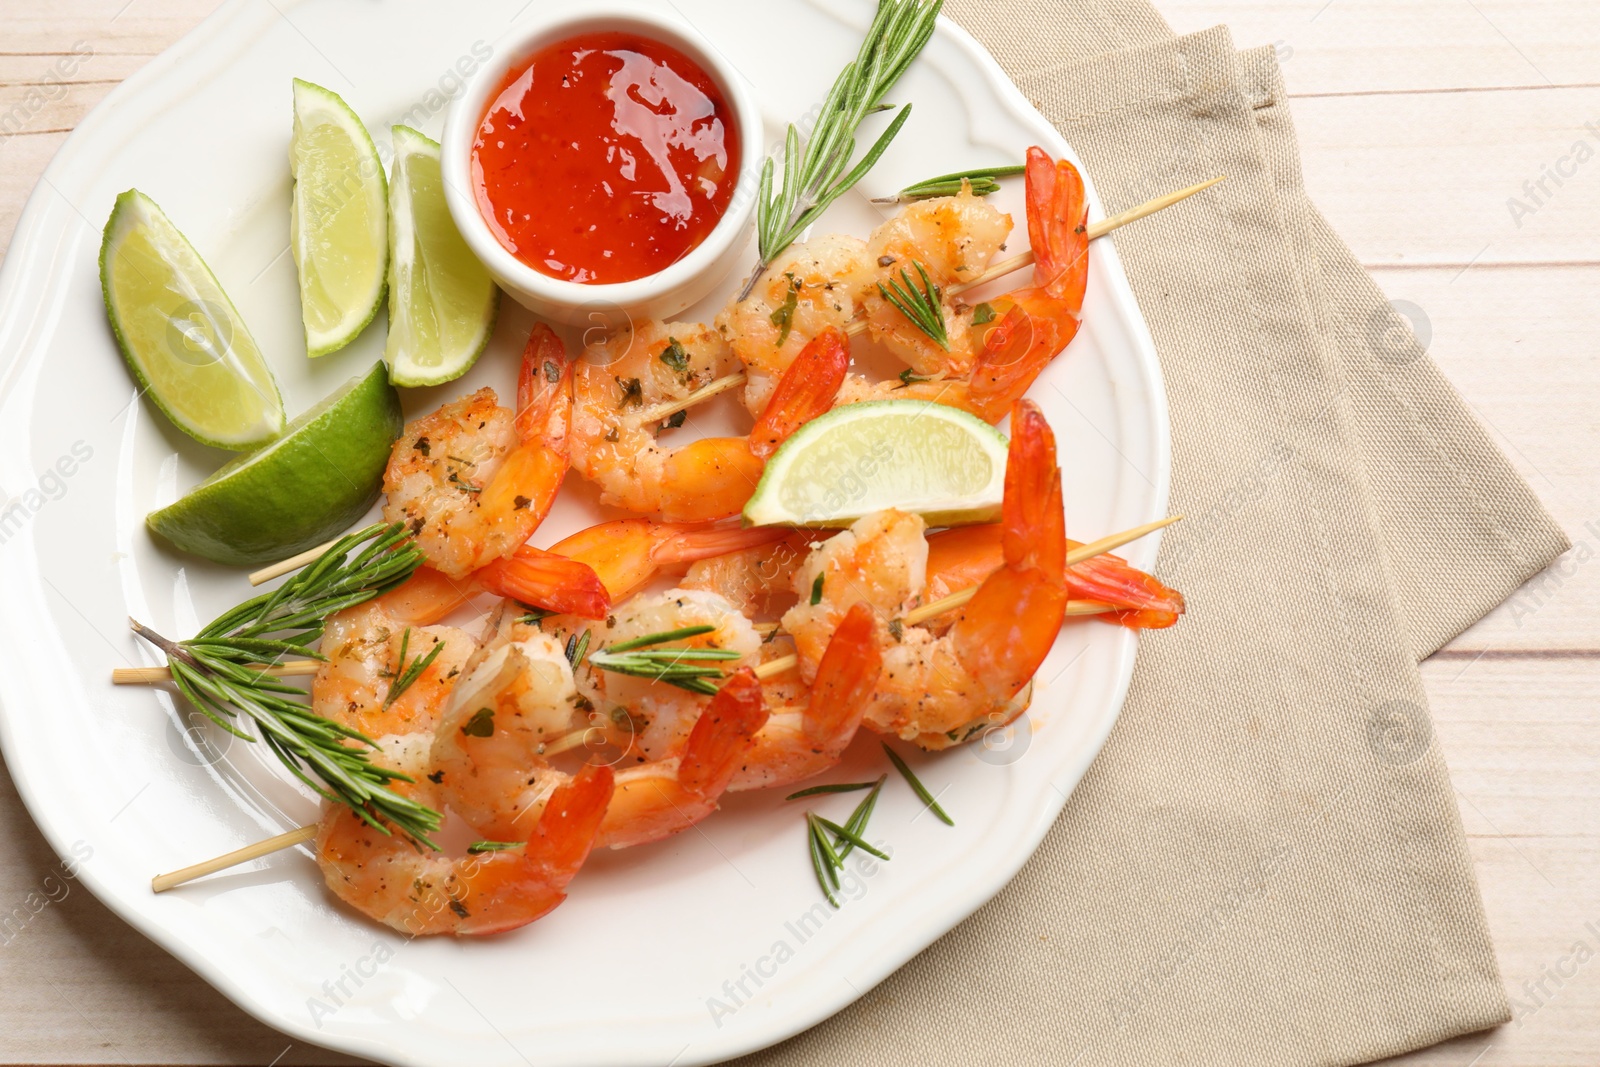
[513,495,531,510]
[449,899,470,919]
[878,255,896,267]
[414,436,431,456]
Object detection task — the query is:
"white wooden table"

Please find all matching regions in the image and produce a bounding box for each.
[0,1,1595,1063]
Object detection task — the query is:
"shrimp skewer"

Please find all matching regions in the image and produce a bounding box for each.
[382,324,573,579]
[646,167,1220,428]
[782,399,1070,748]
[569,322,844,521]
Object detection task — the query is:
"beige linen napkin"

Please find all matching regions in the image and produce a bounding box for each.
[734,6,1570,1066]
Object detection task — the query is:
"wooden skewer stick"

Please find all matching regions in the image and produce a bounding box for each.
[151,824,318,893]
[149,515,1178,890]
[637,176,1225,424]
[113,659,321,685]
[249,542,340,586]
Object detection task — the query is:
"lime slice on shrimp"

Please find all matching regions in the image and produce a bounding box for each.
[384,125,498,387]
[100,189,285,450]
[146,362,402,567]
[290,79,388,358]
[743,400,1009,528]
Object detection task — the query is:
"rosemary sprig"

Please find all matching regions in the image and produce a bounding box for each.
[878,260,949,349]
[882,742,953,825]
[588,624,740,696]
[744,0,943,297]
[130,523,442,846]
[804,774,889,907]
[870,163,1026,204]
[383,628,444,709]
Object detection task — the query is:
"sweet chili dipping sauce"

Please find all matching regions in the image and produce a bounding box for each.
[472,31,740,284]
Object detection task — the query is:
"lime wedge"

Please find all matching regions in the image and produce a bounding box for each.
[290,79,387,358]
[146,362,402,567]
[743,400,1009,528]
[385,125,498,387]
[100,189,285,450]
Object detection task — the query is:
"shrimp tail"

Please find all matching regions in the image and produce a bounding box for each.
[475,546,612,620]
[952,400,1068,697]
[748,327,850,458]
[803,602,883,747]
[530,763,614,875]
[1003,398,1065,583]
[678,668,769,796]
[651,522,791,568]
[597,669,766,849]
[962,150,1089,424]
[1065,547,1186,630]
[476,326,575,551]
[1025,146,1089,309]
[455,763,614,936]
[659,437,766,522]
[516,323,573,449]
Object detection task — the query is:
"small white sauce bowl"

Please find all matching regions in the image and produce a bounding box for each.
[441,5,764,326]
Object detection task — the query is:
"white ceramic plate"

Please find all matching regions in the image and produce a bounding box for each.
[0,1,1169,1064]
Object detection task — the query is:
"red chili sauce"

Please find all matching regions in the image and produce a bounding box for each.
[471,31,740,285]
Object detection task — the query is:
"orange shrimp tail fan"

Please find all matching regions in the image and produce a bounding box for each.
[476,546,611,620]
[1025,146,1089,310]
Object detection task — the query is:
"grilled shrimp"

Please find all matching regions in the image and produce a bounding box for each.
[314,763,612,936]
[383,324,573,578]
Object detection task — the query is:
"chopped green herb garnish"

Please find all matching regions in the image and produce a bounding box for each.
[461,708,495,738]
[971,301,996,325]
[659,338,690,374]
[616,376,643,409]
[810,574,825,605]
[467,840,521,854]
[770,273,800,346]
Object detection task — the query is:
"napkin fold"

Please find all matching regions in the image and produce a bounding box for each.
[735,7,1568,1066]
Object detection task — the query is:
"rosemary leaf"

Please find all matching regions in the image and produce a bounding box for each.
[604,624,717,653]
[816,816,891,861]
[467,840,522,854]
[808,816,841,908]
[770,274,800,346]
[383,628,445,710]
[882,743,954,825]
[871,163,1026,204]
[836,774,888,861]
